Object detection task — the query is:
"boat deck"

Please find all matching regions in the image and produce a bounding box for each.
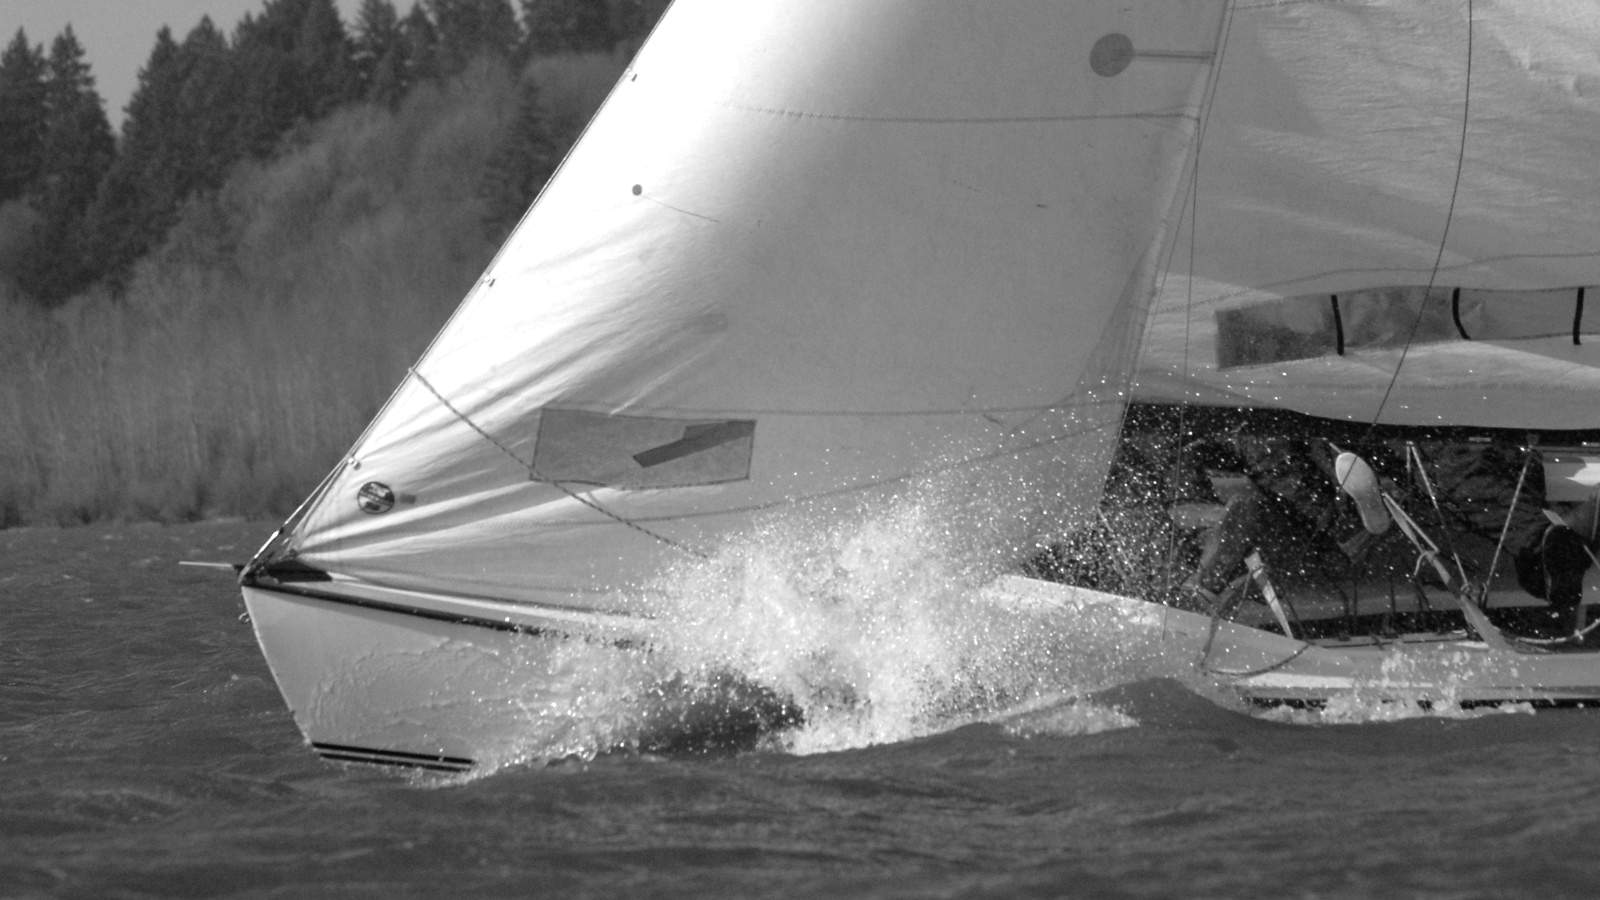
[1223,576,1600,648]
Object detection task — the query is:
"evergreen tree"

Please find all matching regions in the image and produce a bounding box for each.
[173,18,243,192]
[521,0,615,56]
[233,12,296,158]
[367,45,410,110]
[428,0,521,74]
[399,4,442,84]
[0,29,47,203]
[478,76,565,236]
[234,0,357,157]
[42,26,96,104]
[80,27,187,292]
[352,0,406,103]
[15,26,116,302]
[296,0,358,119]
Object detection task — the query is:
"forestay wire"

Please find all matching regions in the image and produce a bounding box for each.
[1152,0,1237,597]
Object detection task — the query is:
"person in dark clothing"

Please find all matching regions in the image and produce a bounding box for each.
[1414,440,1594,638]
[1512,494,1598,638]
[1183,433,1376,607]
[1413,441,1546,575]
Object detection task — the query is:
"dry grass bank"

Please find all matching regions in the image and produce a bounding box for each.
[0,54,625,527]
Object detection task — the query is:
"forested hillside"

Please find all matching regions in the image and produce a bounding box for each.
[0,0,666,526]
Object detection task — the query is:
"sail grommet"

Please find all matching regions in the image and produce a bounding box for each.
[1091,33,1134,77]
[357,482,396,515]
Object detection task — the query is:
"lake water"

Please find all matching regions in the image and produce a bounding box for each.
[6,520,1600,898]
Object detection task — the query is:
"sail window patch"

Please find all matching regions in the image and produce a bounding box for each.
[1215,285,1596,369]
[532,408,755,489]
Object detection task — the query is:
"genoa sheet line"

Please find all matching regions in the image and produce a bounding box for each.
[1158,0,1236,583]
[408,370,713,559]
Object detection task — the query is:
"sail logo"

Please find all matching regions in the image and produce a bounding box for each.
[356,482,396,515]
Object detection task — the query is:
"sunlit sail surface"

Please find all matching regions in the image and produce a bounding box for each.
[267,1,1226,609]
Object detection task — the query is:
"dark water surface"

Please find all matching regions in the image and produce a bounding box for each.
[6,521,1600,898]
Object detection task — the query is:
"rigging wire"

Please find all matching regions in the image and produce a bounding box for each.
[1366,0,1476,431]
[1482,449,1535,598]
[1153,0,1237,600]
[1181,4,1495,671]
[1351,2,1522,619]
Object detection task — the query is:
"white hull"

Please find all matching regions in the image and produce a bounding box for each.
[989,576,1600,708]
[241,581,652,774]
[244,572,1600,774]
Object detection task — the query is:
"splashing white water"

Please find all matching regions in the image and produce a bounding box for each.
[474,482,1546,775]
[624,493,1181,755]
[463,447,1132,773]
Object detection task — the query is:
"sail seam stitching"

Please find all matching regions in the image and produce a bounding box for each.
[721,103,1200,127]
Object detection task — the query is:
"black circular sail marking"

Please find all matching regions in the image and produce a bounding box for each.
[357,481,396,515]
[1091,33,1135,77]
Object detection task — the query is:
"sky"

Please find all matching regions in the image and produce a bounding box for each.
[4,0,366,127]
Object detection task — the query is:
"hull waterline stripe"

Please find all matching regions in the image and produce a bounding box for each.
[313,741,474,765]
[244,579,642,648]
[317,753,465,773]
[1249,696,1600,711]
[312,742,474,772]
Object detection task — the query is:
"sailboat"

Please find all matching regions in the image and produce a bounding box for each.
[241,1,1600,773]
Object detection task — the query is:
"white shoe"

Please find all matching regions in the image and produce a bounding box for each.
[1335,452,1392,535]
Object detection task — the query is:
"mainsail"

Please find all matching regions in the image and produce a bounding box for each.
[262,1,1230,609]
[1134,1,1600,429]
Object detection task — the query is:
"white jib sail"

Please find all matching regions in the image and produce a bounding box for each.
[281,1,1229,610]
